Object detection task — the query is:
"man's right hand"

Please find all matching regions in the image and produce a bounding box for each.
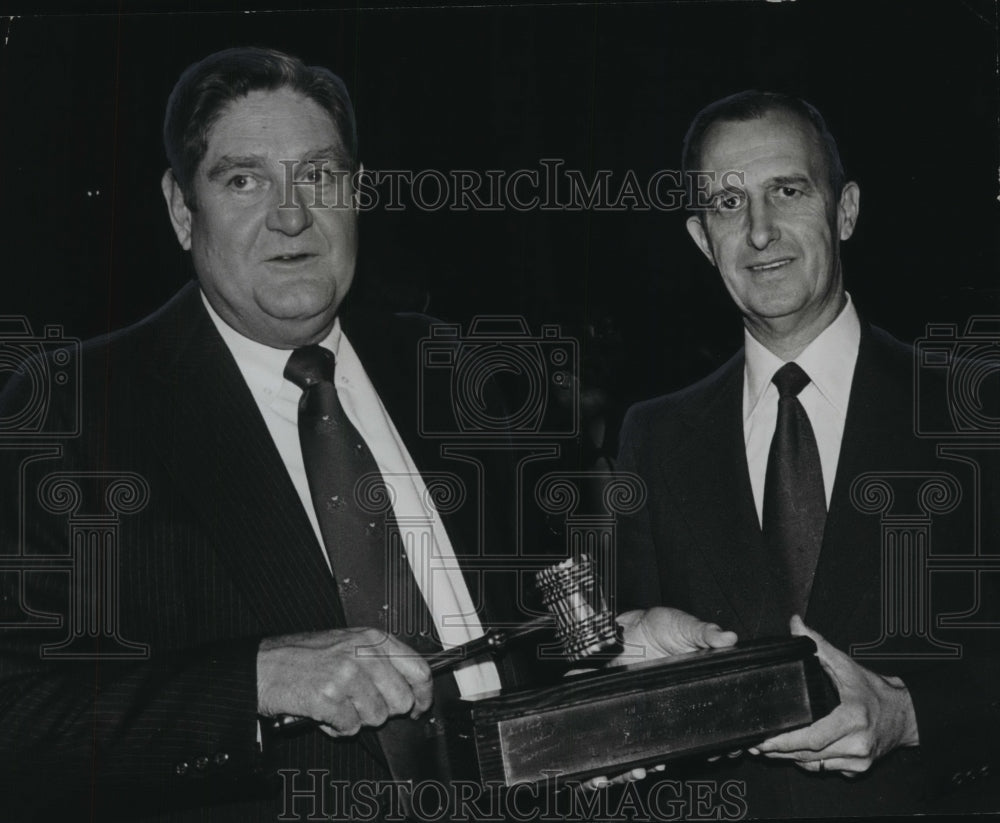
[257,628,433,737]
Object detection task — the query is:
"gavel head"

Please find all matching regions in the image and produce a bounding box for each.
[535,554,619,661]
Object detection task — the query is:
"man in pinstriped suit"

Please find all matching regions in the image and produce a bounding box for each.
[0,47,549,821]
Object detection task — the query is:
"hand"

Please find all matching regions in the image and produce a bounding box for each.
[581,763,666,791]
[612,606,738,664]
[257,628,433,737]
[707,750,744,764]
[751,616,919,776]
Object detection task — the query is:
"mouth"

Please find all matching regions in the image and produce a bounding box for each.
[746,258,793,273]
[267,253,317,264]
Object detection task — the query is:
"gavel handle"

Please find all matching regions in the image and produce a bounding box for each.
[266,615,555,736]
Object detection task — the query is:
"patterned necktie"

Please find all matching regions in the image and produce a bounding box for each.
[761,362,827,618]
[284,345,456,787]
[284,345,396,629]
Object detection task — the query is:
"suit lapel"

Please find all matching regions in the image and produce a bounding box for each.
[806,326,907,643]
[657,354,780,637]
[146,284,347,634]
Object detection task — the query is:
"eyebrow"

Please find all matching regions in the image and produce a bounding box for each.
[300,144,350,166]
[205,154,267,181]
[768,174,813,188]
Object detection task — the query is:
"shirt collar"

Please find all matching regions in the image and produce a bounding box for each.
[200,291,342,401]
[743,293,861,422]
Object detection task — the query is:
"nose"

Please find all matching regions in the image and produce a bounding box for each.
[266,183,313,236]
[746,197,779,250]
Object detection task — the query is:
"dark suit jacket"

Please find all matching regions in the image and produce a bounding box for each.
[616,323,1000,818]
[0,282,542,821]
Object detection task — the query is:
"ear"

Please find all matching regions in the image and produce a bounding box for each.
[686,214,716,265]
[837,181,860,241]
[161,169,192,251]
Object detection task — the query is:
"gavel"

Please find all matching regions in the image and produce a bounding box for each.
[267,553,619,735]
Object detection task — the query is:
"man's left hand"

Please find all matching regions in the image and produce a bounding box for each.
[752,616,919,776]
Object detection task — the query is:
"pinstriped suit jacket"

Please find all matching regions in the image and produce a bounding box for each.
[0,281,537,821]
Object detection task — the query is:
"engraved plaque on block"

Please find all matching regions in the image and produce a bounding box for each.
[445,636,837,786]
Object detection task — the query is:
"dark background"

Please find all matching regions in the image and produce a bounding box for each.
[1,0,997,414]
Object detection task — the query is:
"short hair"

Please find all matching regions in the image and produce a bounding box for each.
[681,90,845,203]
[163,46,358,206]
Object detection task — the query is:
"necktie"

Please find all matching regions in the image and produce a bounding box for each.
[761,362,826,618]
[285,345,397,629]
[284,345,456,789]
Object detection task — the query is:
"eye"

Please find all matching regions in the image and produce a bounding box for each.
[227,174,260,192]
[777,185,801,198]
[300,166,343,185]
[714,190,745,212]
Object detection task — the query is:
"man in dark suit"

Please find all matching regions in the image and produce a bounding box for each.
[616,91,1000,817]
[0,47,551,821]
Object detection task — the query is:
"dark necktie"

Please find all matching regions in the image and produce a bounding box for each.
[284,345,457,789]
[761,362,827,619]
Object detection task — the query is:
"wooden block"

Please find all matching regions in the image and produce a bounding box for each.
[445,636,837,786]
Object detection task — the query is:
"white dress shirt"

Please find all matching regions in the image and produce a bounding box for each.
[203,294,501,696]
[743,295,862,526]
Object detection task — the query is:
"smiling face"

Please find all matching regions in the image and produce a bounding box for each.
[162,87,358,349]
[686,110,859,356]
